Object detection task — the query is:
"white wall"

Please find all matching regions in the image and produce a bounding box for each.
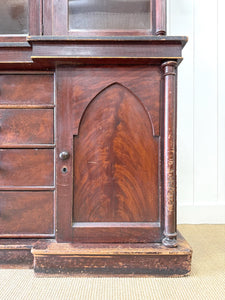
[167,0,225,223]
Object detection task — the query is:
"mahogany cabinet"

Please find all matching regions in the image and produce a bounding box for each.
[0,0,192,275]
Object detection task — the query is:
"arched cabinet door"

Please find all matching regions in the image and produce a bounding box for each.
[56,66,162,243]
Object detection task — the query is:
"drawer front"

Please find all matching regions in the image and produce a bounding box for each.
[0,191,54,235]
[0,74,53,105]
[0,149,54,187]
[0,109,54,145]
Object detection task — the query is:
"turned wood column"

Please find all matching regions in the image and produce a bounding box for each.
[162,61,178,247]
[155,0,166,35]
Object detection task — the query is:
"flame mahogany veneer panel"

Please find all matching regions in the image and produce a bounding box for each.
[56,65,162,243]
[73,83,159,223]
[71,66,161,136]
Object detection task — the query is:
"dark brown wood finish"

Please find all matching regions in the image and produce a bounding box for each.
[0,109,53,145]
[0,45,32,63]
[0,149,54,187]
[56,67,74,242]
[162,61,178,247]
[0,37,187,69]
[0,0,190,276]
[30,37,185,63]
[0,0,42,42]
[72,224,161,243]
[29,0,43,36]
[43,0,53,35]
[156,0,166,35]
[32,232,192,276]
[0,240,34,268]
[70,66,161,136]
[50,0,153,36]
[52,0,68,36]
[0,192,54,236]
[0,37,28,43]
[56,65,162,243]
[0,249,33,268]
[44,0,167,37]
[0,239,51,268]
[34,253,191,276]
[0,71,55,241]
[0,74,54,104]
[73,83,159,223]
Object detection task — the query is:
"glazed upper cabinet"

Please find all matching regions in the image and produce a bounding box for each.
[0,0,166,39]
[0,0,29,35]
[68,0,151,30]
[44,0,166,36]
[0,0,42,39]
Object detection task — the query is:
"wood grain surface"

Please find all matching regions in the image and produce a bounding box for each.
[0,191,54,235]
[45,0,169,36]
[32,232,192,276]
[56,65,162,243]
[0,74,53,104]
[0,109,53,145]
[74,83,159,223]
[0,149,54,187]
[71,66,161,136]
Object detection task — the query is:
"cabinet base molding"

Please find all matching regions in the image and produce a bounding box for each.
[31,232,192,276]
[0,234,192,276]
[0,239,38,268]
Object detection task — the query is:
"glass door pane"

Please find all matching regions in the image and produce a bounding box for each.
[69,0,151,30]
[0,0,28,34]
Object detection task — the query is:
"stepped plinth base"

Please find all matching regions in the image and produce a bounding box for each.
[32,232,192,276]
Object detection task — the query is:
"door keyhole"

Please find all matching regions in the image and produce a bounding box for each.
[62,166,68,174]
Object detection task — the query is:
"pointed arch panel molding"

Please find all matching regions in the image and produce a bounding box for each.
[74,83,159,223]
[56,65,162,243]
[70,66,162,137]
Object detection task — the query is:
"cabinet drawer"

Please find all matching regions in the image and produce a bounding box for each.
[0,149,54,187]
[0,191,54,235]
[0,109,54,145]
[0,74,53,105]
